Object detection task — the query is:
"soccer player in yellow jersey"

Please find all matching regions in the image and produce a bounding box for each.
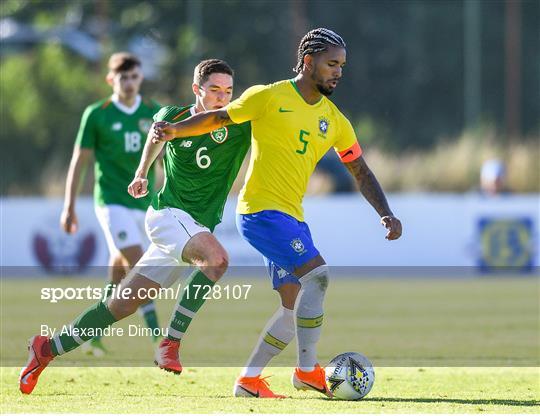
[152,28,402,398]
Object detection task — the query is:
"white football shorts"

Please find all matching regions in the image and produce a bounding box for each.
[94,204,149,255]
[134,206,210,288]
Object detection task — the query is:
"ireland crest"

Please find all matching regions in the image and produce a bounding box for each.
[210,127,229,144]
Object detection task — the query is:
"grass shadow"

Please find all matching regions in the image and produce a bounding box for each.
[364,397,539,407]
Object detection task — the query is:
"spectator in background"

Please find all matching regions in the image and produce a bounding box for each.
[480,159,511,196]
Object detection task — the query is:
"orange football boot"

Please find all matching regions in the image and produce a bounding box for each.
[292,364,333,397]
[19,335,54,394]
[233,375,286,398]
[154,338,182,374]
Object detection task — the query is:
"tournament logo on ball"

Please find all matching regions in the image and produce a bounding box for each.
[291,238,307,254]
[327,375,345,393]
[138,118,153,134]
[210,127,229,144]
[318,116,329,138]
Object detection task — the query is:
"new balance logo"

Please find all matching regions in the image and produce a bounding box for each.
[278,107,293,113]
[179,140,192,148]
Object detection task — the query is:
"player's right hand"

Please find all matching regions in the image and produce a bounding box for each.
[128,176,149,198]
[151,121,176,144]
[60,209,78,234]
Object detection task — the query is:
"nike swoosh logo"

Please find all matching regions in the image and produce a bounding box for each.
[20,364,39,384]
[342,150,353,157]
[238,385,259,397]
[300,380,328,395]
[278,107,293,113]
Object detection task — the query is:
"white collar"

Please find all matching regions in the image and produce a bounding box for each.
[111,94,141,115]
[189,105,198,116]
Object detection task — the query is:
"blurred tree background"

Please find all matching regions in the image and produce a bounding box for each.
[1,0,538,194]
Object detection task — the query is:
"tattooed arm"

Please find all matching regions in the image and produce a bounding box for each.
[344,156,402,240]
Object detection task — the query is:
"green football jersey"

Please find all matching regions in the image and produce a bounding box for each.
[152,105,251,231]
[75,96,161,210]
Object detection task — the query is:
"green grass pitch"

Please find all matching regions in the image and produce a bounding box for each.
[1,366,539,413]
[1,276,538,413]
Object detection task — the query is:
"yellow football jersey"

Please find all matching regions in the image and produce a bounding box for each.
[227,79,358,221]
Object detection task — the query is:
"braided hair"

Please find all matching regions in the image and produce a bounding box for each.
[294,28,346,73]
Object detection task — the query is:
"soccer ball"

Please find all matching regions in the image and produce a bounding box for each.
[325,352,375,400]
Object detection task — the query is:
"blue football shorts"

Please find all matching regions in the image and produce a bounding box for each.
[236,210,320,290]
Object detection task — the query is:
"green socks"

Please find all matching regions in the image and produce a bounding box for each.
[139,301,160,341]
[49,301,117,356]
[167,269,215,341]
[48,270,212,356]
[93,281,116,342]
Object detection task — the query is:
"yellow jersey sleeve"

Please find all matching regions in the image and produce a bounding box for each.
[333,113,358,153]
[226,85,271,124]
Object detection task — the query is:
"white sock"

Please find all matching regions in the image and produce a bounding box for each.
[296,265,329,372]
[240,305,295,377]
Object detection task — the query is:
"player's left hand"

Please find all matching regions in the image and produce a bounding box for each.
[128,176,149,198]
[381,215,402,240]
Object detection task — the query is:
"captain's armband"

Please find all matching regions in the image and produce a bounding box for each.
[336,142,362,163]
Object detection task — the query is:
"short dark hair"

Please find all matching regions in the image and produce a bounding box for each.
[193,59,234,85]
[108,52,141,73]
[294,28,346,73]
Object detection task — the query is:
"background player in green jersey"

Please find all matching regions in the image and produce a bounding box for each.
[19,59,251,394]
[59,52,161,355]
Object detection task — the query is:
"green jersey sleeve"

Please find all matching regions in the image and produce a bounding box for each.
[75,105,98,149]
[153,105,192,123]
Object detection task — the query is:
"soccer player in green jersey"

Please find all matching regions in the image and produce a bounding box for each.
[151,28,402,398]
[19,59,251,395]
[60,52,161,356]
[128,59,250,373]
